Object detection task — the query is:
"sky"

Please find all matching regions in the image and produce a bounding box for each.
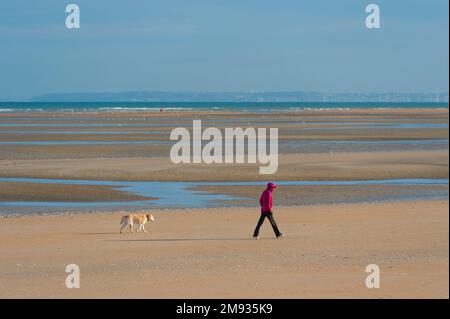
[0,0,448,100]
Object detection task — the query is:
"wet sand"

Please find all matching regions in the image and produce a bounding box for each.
[1,108,448,120]
[0,182,151,202]
[192,184,449,206]
[0,200,447,298]
[0,110,447,161]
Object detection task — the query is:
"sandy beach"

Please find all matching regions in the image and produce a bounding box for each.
[0,200,448,298]
[0,108,448,298]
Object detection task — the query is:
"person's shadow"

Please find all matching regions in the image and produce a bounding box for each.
[105,237,253,242]
[75,232,118,235]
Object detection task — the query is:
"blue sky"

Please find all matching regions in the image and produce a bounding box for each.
[0,0,448,100]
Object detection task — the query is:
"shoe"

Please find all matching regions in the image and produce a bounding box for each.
[253,236,260,240]
[276,233,285,239]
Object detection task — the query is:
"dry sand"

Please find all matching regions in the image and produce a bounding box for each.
[0,200,448,299]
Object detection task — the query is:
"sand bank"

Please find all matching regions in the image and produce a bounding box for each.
[0,151,447,181]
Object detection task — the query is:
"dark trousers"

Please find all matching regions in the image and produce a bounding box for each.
[253,211,281,237]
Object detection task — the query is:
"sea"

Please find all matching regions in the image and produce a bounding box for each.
[0,102,448,113]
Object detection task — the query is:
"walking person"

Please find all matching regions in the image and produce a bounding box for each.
[253,182,284,239]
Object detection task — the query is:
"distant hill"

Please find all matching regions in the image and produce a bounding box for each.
[31,91,449,103]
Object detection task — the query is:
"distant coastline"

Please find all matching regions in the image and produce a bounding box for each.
[26,91,450,103]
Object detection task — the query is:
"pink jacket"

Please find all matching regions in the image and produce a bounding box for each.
[260,184,275,212]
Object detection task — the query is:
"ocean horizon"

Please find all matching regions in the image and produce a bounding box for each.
[0,101,448,113]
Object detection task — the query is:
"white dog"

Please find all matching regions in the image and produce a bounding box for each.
[120,214,155,234]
